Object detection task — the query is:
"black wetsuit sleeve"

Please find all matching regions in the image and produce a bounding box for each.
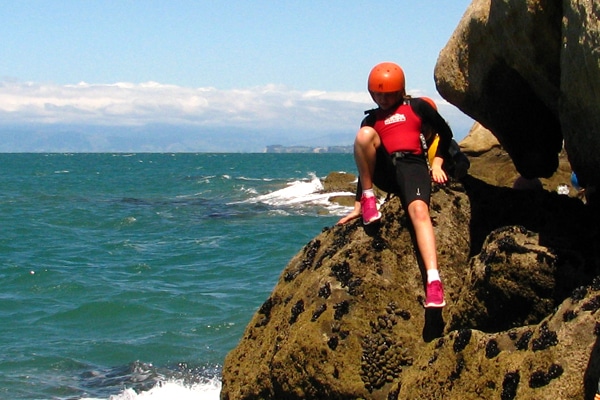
[411,98,453,159]
[361,109,377,128]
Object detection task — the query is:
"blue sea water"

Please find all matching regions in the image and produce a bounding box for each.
[0,153,356,399]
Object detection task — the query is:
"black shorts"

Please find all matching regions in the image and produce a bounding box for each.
[356,146,431,207]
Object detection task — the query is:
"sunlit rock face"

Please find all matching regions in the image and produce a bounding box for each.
[435,0,600,201]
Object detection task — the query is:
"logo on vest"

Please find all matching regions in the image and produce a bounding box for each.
[384,113,406,125]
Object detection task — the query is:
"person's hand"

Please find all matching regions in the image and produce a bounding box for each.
[430,157,448,184]
[337,201,361,225]
[431,165,448,184]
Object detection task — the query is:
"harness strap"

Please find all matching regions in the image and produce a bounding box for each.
[419,133,432,171]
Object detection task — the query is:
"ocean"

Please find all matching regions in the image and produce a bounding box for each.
[0,153,356,399]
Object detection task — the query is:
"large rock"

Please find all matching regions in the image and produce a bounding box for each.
[435,0,600,198]
[221,183,470,400]
[221,176,600,399]
[561,1,600,191]
[221,1,600,397]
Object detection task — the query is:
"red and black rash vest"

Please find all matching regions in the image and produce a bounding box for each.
[361,97,453,159]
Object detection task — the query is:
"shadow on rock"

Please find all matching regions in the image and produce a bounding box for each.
[423,308,445,342]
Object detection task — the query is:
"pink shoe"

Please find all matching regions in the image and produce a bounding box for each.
[425,280,446,308]
[360,194,381,225]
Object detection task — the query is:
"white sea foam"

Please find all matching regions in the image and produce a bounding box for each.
[252,174,324,204]
[82,378,221,400]
[240,173,354,215]
[239,186,258,195]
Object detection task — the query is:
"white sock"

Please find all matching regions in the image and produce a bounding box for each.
[427,269,440,284]
[363,189,375,197]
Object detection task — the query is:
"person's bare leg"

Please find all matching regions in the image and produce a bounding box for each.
[407,199,445,307]
[353,126,380,190]
[338,127,381,225]
[354,126,382,224]
[407,200,438,271]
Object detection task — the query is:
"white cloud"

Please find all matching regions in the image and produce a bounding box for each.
[0,81,373,131]
[0,81,474,148]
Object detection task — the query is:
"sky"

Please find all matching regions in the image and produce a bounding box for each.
[0,0,474,152]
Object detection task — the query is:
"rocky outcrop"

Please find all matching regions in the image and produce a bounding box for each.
[434,0,600,199]
[321,171,357,208]
[459,122,500,156]
[322,171,357,194]
[220,183,470,400]
[221,170,600,399]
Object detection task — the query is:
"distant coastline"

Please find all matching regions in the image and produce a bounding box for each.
[264,145,353,153]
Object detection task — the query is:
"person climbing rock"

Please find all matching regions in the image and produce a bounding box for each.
[337,62,454,308]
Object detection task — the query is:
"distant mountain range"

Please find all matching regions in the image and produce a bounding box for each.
[0,119,471,153]
[0,124,353,153]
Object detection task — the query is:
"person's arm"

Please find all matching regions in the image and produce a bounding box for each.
[429,114,452,160]
[430,156,448,184]
[413,98,453,160]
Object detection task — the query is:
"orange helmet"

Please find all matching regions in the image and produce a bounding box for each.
[368,62,405,93]
[421,96,438,110]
